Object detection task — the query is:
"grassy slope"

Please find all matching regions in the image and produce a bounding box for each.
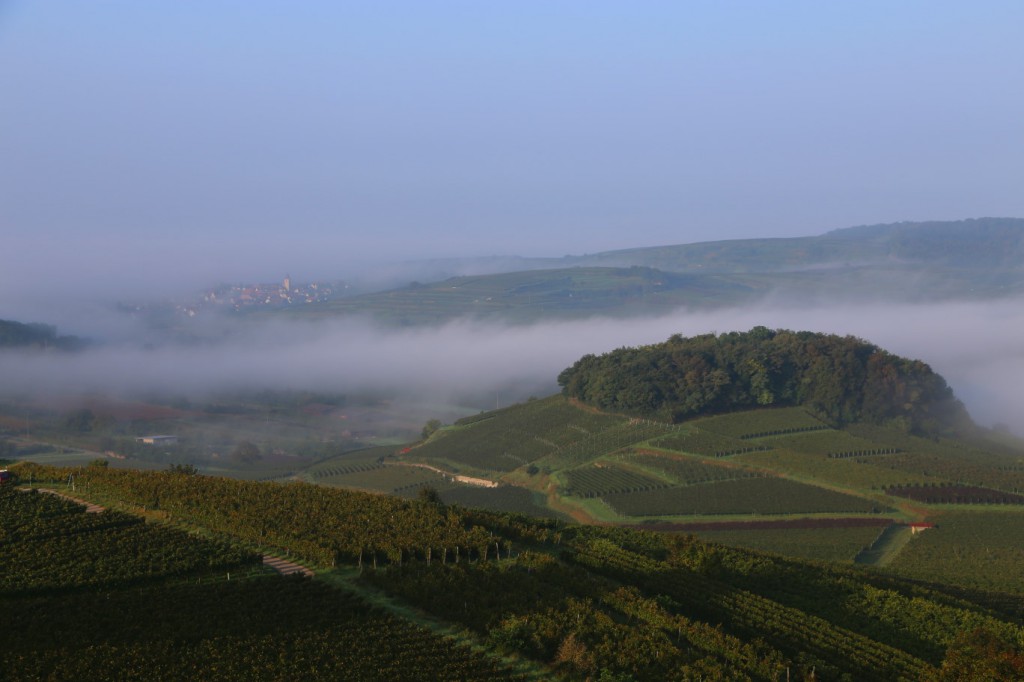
[384,395,1024,588]
[261,219,1024,325]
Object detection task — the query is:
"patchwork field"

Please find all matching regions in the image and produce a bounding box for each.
[603,477,890,517]
[886,510,1024,593]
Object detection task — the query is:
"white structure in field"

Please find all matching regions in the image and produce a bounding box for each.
[135,435,178,445]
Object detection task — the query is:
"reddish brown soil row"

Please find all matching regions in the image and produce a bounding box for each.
[629,517,894,532]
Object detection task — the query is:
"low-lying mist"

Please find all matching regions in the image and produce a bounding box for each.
[2,298,1022,433]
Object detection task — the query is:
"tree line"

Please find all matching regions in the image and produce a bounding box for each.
[558,327,972,436]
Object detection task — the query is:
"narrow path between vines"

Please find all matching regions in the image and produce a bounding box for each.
[319,568,555,681]
[30,487,316,578]
[33,488,106,513]
[854,524,913,566]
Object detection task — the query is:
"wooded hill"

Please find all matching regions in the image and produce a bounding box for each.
[0,319,86,350]
[558,327,972,436]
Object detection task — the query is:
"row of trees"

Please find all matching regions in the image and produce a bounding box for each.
[558,327,972,435]
[0,318,86,350]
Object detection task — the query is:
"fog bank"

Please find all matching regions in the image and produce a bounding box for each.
[1,299,1021,432]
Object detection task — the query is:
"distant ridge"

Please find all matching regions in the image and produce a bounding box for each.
[399,218,1024,277]
[563,217,1024,272]
[267,217,1024,324]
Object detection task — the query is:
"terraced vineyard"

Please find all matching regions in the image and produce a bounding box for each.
[5,580,529,682]
[887,510,1024,593]
[691,526,886,563]
[622,452,764,485]
[0,488,261,594]
[651,428,769,457]
[761,428,887,456]
[568,536,938,681]
[411,395,672,472]
[310,461,386,479]
[693,407,828,439]
[0,486,527,682]
[604,478,888,517]
[7,458,1024,679]
[316,464,457,495]
[864,451,1024,493]
[887,484,1024,505]
[440,485,568,520]
[561,464,668,497]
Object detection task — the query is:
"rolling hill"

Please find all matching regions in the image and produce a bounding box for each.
[270,218,1024,324]
[294,329,1024,597]
[7,326,1024,679]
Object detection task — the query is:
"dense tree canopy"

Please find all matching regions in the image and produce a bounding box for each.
[0,319,86,350]
[558,327,971,435]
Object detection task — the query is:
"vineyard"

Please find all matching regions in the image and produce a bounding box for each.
[692,407,828,439]
[10,463,555,570]
[886,484,1024,505]
[560,464,668,497]
[887,510,1024,593]
[621,452,764,486]
[410,395,674,473]
[863,451,1024,493]
[3,572,527,681]
[5,462,1024,679]
[0,487,261,595]
[761,428,883,457]
[567,534,937,681]
[440,485,570,520]
[315,463,458,495]
[690,526,887,563]
[651,428,768,457]
[604,478,889,517]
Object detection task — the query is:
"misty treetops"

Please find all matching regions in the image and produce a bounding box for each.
[557,327,971,436]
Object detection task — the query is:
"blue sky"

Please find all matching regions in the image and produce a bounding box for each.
[2,1,1024,295]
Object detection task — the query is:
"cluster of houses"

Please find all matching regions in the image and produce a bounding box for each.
[201,275,340,311]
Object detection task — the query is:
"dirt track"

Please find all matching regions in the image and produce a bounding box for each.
[30,487,315,578]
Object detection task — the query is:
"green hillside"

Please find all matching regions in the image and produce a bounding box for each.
[7,325,1021,594]
[7,467,1024,680]
[565,217,1024,272]
[264,218,1024,324]
[281,266,757,324]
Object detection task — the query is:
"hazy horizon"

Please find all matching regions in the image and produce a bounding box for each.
[4,2,1024,301]
[3,3,1023,433]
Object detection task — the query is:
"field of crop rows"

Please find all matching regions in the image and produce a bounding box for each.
[561,464,668,497]
[692,407,826,438]
[440,485,568,520]
[620,452,758,486]
[604,478,887,517]
[0,488,260,594]
[317,465,457,495]
[764,429,882,456]
[886,484,1024,505]
[888,510,1024,593]
[414,396,673,472]
[652,429,767,457]
[866,452,1024,493]
[691,526,884,563]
